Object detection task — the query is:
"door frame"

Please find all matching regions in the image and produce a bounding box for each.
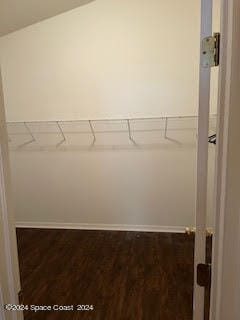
[210,0,240,319]
[194,0,213,318]
[0,1,239,320]
[0,69,23,320]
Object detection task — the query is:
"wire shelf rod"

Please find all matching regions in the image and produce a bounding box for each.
[6,114,217,125]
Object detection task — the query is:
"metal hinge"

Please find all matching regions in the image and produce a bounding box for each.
[202,32,220,67]
[197,263,211,287]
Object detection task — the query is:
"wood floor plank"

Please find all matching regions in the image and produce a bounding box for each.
[16,229,196,320]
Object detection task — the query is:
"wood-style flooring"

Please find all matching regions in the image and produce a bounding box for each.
[16,229,203,320]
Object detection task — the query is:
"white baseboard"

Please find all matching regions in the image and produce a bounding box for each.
[15,222,186,233]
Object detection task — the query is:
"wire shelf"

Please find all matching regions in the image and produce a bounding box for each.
[7,115,217,150]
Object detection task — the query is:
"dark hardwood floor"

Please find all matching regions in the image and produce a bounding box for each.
[16,229,197,320]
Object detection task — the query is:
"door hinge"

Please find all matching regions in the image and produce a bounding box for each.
[202,32,220,67]
[197,263,211,287]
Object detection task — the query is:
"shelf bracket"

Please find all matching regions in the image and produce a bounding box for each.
[89,120,96,147]
[19,122,36,147]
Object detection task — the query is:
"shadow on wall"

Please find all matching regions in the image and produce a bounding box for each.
[0,0,97,36]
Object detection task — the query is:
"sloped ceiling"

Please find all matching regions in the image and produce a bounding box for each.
[0,0,95,36]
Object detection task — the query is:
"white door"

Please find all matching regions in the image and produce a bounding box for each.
[194,0,216,319]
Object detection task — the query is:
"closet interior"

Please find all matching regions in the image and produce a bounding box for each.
[0,0,220,319]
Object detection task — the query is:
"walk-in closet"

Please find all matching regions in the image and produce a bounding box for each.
[0,0,220,319]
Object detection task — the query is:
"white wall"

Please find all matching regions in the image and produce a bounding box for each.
[0,0,203,121]
[0,0,219,230]
[10,148,196,227]
[9,143,216,229]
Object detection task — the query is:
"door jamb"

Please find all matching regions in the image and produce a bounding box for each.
[0,69,23,320]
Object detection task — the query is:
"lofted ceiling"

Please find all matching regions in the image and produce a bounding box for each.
[0,0,95,36]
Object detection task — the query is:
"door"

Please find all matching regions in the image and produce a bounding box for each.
[0,70,23,320]
[194,0,218,319]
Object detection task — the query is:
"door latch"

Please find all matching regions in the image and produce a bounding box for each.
[202,32,220,67]
[197,263,211,287]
